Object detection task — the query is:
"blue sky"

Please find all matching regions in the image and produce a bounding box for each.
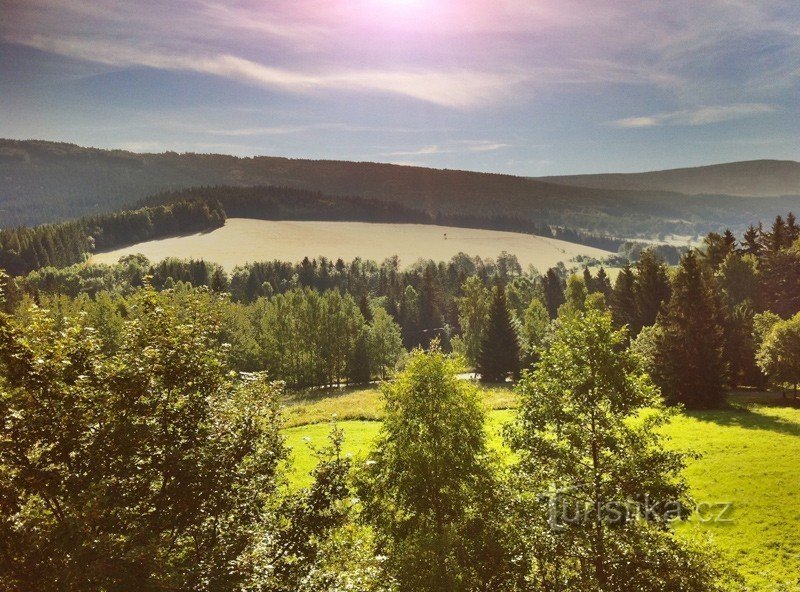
[1,0,798,175]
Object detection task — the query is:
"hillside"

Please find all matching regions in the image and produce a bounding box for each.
[540,159,800,197]
[4,139,800,237]
[91,218,612,271]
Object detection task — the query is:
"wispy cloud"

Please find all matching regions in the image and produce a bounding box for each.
[8,34,521,108]
[384,141,510,157]
[608,103,778,128]
[2,0,799,173]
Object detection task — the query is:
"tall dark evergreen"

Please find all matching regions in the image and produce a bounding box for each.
[767,215,787,251]
[477,284,520,382]
[542,267,565,319]
[635,249,671,329]
[741,224,762,256]
[582,266,594,293]
[758,247,800,318]
[358,293,373,323]
[702,230,736,271]
[787,212,799,245]
[653,250,728,408]
[610,264,639,335]
[594,266,613,300]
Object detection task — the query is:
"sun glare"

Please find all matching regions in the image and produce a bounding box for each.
[373,0,423,9]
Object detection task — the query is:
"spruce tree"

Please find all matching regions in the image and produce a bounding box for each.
[477,284,520,382]
[610,264,639,335]
[741,224,762,257]
[635,249,671,328]
[768,215,787,251]
[595,266,612,300]
[582,266,594,292]
[702,231,736,271]
[653,250,728,408]
[358,293,373,323]
[542,267,565,319]
[787,212,799,245]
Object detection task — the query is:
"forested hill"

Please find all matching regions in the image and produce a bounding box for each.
[540,160,800,197]
[4,138,800,237]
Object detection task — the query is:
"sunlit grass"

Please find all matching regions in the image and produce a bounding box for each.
[281,387,800,590]
[666,395,800,590]
[280,382,517,428]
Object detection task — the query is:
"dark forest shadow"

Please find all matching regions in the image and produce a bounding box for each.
[685,391,800,438]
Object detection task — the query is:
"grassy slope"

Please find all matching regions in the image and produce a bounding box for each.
[281,387,800,590]
[91,219,613,271]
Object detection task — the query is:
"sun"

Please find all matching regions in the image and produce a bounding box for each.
[373,0,423,7]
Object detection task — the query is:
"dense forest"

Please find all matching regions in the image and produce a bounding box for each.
[0,199,225,275]
[4,139,800,237]
[542,159,800,197]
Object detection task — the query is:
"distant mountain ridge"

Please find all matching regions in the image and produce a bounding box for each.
[2,139,800,238]
[540,160,800,198]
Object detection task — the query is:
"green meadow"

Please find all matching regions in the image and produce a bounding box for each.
[282,387,800,591]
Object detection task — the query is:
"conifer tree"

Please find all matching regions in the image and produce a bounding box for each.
[594,266,612,300]
[358,293,373,323]
[741,224,762,256]
[542,267,565,319]
[653,250,728,408]
[478,284,520,382]
[768,215,787,251]
[702,231,736,271]
[610,264,639,335]
[787,212,799,245]
[582,266,594,292]
[635,249,671,328]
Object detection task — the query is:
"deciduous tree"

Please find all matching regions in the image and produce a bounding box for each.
[356,346,514,592]
[508,308,738,591]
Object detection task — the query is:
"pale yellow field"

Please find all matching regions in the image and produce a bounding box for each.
[92,218,613,271]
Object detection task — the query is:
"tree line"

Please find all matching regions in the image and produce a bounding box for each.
[0,199,225,275]
[5,212,800,401]
[145,185,626,251]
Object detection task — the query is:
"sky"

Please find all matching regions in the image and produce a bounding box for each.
[0,0,799,175]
